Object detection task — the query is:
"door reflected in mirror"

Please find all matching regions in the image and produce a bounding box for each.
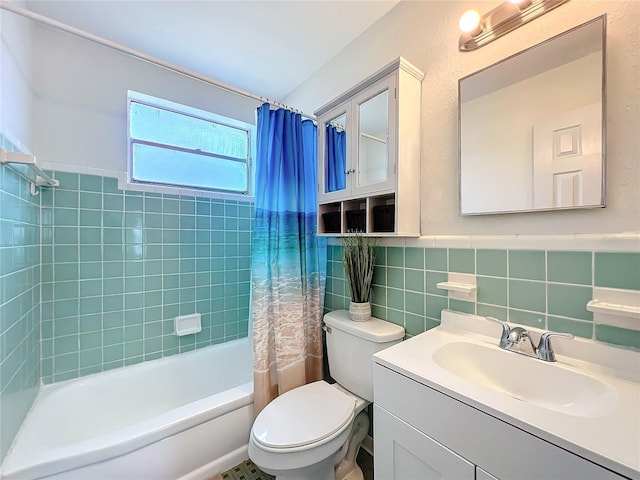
[459,16,606,215]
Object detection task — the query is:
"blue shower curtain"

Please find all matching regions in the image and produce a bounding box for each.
[325,124,346,192]
[251,103,327,415]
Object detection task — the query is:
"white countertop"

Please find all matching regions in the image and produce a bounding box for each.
[373,310,640,479]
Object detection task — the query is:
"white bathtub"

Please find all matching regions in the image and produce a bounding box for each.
[1,338,253,480]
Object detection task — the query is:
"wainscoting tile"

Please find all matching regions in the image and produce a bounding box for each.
[477,249,507,277]
[508,250,546,281]
[509,279,546,313]
[547,284,593,321]
[547,251,592,285]
[595,252,640,290]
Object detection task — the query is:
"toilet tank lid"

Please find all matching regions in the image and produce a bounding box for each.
[324,310,405,342]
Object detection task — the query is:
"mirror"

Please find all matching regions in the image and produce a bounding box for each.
[459,16,606,215]
[358,89,389,188]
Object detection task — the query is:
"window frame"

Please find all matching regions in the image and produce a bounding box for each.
[126,90,254,199]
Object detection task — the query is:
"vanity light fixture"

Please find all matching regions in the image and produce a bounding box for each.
[459,0,569,51]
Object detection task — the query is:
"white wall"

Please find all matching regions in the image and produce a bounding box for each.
[30,21,261,176]
[285,0,640,236]
[0,5,33,151]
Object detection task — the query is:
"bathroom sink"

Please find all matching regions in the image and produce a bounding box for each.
[373,310,640,478]
[432,341,617,418]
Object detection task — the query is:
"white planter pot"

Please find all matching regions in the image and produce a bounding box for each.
[349,301,371,322]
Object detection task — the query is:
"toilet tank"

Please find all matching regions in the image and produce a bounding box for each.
[324,310,405,402]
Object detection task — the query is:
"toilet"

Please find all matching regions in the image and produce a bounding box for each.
[248,309,405,480]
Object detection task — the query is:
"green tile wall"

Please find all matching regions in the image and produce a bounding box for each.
[0,139,41,462]
[40,172,253,383]
[325,245,640,350]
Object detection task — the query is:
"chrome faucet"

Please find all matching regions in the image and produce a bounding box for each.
[507,326,538,355]
[486,317,574,362]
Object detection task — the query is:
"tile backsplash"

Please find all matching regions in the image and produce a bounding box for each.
[0,140,41,461]
[325,245,640,350]
[40,172,253,383]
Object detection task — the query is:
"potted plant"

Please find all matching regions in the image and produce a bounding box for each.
[342,234,376,321]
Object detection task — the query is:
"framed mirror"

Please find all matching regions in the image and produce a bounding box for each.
[459,15,606,215]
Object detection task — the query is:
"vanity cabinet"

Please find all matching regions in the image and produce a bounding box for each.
[315,57,423,236]
[373,363,626,480]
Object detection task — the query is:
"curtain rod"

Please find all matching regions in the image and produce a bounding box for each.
[0,2,317,121]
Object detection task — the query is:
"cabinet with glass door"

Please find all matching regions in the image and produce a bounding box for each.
[315,57,423,236]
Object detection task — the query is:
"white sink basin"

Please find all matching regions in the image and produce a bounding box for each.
[432,341,617,418]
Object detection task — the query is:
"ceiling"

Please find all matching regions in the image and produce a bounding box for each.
[23,0,400,101]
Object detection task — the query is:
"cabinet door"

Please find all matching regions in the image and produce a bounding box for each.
[374,405,475,480]
[318,103,351,202]
[352,74,397,196]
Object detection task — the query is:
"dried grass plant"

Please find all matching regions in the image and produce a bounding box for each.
[342,234,376,303]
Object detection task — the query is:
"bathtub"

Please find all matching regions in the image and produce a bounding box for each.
[1,337,253,480]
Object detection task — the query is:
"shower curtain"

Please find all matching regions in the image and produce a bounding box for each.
[251,103,327,415]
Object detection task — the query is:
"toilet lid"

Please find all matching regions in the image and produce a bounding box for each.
[252,381,355,449]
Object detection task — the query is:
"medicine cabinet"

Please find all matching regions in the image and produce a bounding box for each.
[315,57,424,236]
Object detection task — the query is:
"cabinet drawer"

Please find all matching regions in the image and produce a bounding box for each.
[374,364,624,480]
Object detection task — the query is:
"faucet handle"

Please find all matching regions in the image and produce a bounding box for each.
[486,317,510,348]
[537,331,574,362]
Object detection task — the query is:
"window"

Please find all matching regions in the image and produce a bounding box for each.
[127,91,253,195]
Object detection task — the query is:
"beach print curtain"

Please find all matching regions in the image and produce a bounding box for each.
[325,123,346,192]
[251,104,327,415]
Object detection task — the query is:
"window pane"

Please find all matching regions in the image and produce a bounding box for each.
[130,101,248,160]
[132,143,248,192]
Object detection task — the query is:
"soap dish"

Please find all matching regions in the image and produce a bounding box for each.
[174,313,202,336]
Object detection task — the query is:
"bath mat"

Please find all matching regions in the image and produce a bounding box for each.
[217,459,275,480]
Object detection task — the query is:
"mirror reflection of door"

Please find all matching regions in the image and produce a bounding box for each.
[358,89,389,188]
[459,16,605,215]
[533,103,602,209]
[325,112,347,193]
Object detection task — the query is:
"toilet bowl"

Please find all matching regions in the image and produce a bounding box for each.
[248,310,405,480]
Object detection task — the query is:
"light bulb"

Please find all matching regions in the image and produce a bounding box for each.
[509,0,533,8]
[459,10,482,35]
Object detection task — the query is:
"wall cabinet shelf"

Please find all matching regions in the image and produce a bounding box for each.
[319,194,403,236]
[315,57,423,236]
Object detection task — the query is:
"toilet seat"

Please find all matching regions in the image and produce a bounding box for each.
[251,381,355,452]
